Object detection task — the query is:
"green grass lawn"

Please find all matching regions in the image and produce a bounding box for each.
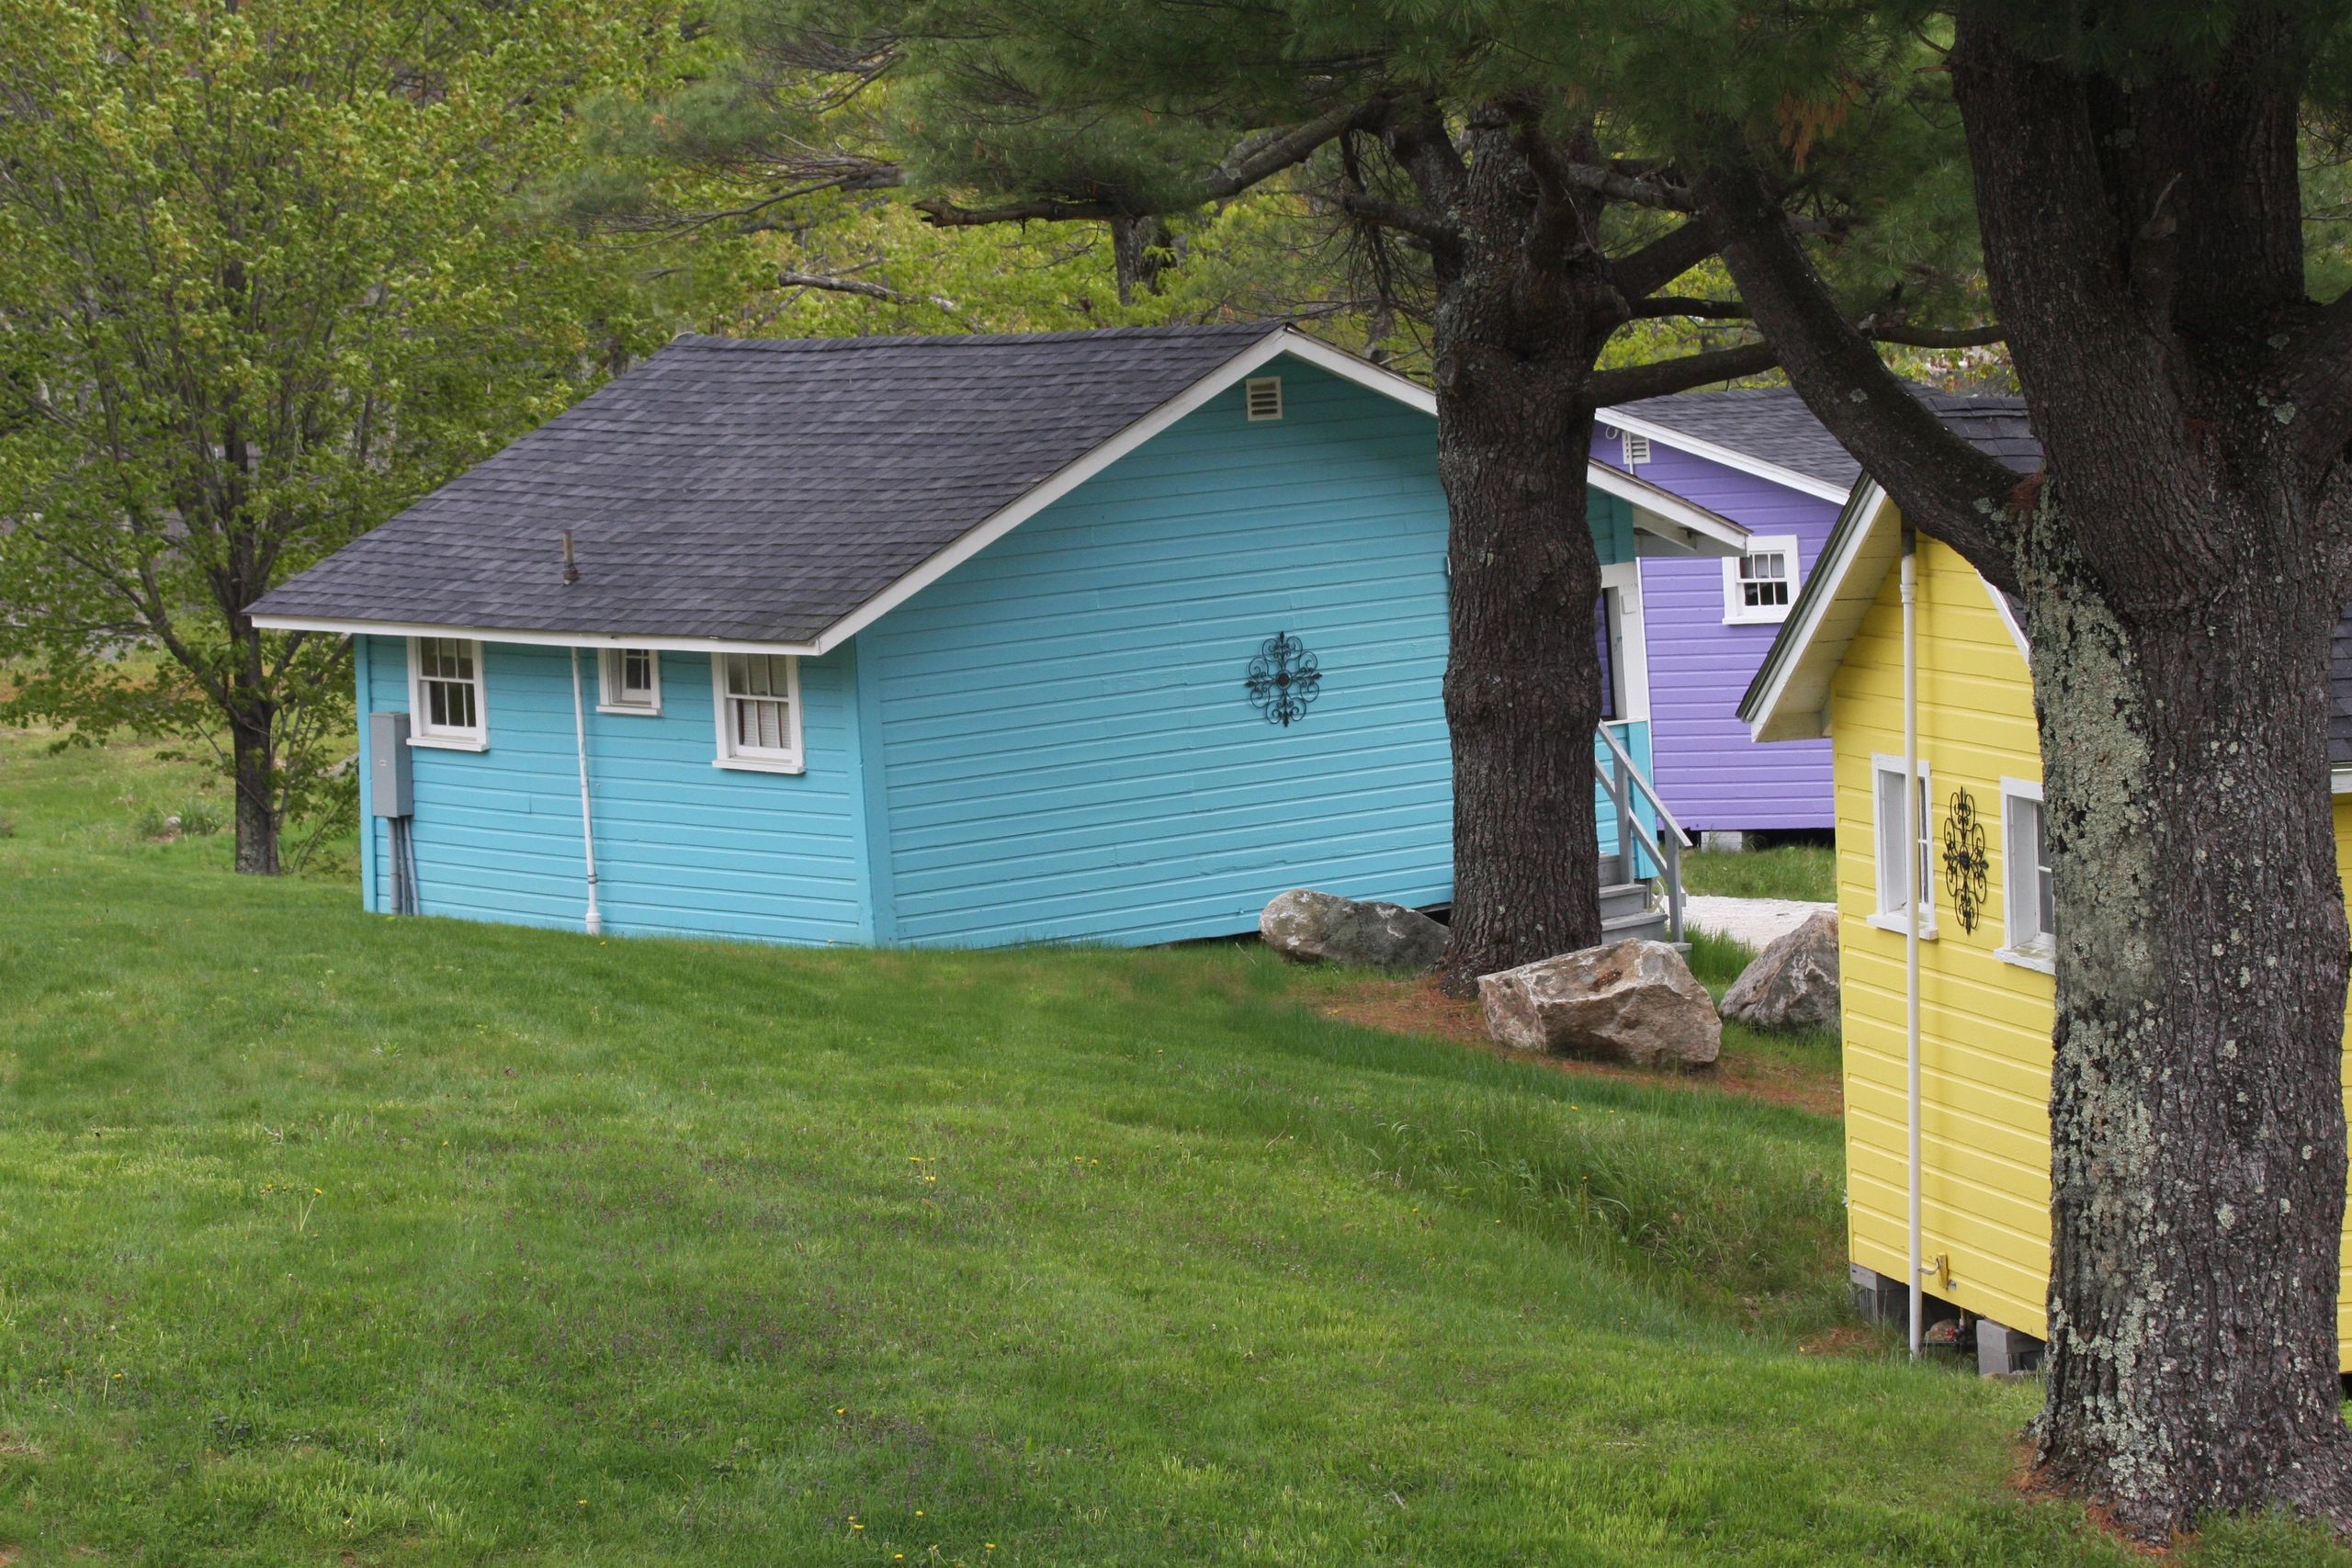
[1682,843,1838,903]
[1,732,2340,1565]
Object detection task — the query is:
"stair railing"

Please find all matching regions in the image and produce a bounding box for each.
[1593,723,1693,945]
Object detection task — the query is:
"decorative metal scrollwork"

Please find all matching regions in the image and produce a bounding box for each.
[1245,631,1321,728]
[1942,787,1990,935]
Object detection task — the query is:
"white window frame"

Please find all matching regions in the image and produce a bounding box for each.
[596,647,662,716]
[1723,534,1801,626]
[1996,776,2055,974]
[1868,753,1935,938]
[711,652,804,773]
[406,637,488,750]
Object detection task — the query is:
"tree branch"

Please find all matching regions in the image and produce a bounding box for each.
[1335,192,1459,248]
[1694,155,2027,585]
[1585,341,1785,406]
[1611,219,1721,299]
[1863,321,2007,349]
[1560,162,1694,213]
[775,267,968,322]
[917,96,1381,228]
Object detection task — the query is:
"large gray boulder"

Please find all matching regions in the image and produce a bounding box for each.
[1259,889,1448,972]
[1477,939,1721,1068]
[1720,910,1841,1032]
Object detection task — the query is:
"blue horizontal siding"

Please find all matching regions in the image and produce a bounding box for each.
[861,360,1459,948]
[360,637,869,944]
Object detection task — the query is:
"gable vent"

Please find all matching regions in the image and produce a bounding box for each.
[1244,376,1283,422]
[1621,430,1652,466]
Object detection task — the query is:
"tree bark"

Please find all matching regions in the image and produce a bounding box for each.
[227,649,281,875]
[1414,107,1619,993]
[2021,481,2352,1534]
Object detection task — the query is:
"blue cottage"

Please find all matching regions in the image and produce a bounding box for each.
[251,323,1747,948]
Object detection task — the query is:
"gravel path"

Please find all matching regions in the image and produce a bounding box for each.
[1683,895,1836,951]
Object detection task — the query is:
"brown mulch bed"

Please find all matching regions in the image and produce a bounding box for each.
[1314,976,1844,1118]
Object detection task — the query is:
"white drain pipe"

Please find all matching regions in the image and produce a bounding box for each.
[570,646,604,937]
[1901,530,1923,1358]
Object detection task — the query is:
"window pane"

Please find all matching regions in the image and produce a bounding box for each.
[2033,804,2055,938]
[623,649,652,698]
[1876,770,1908,909]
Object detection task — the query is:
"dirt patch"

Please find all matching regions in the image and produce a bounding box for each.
[1315,976,1844,1117]
[1797,1325,1882,1359]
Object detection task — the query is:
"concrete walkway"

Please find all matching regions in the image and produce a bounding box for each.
[1683,894,1836,950]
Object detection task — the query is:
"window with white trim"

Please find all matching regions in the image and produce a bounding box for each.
[1999,779,2055,969]
[713,652,802,772]
[597,648,661,714]
[409,637,486,748]
[1871,756,1934,931]
[1724,535,1800,625]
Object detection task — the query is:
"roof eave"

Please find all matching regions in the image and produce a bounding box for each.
[1739,480,1896,741]
[1597,405,1857,504]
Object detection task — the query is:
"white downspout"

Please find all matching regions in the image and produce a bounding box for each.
[569,647,604,936]
[1901,530,1923,1359]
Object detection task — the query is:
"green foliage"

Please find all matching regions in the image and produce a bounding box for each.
[8,729,2350,1564]
[0,0,709,862]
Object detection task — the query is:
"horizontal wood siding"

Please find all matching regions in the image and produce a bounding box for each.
[1615,446,1842,830]
[862,361,1458,948]
[1830,536,2352,1359]
[358,636,868,943]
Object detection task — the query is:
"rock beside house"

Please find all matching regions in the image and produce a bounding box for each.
[1476,939,1721,1068]
[1720,911,1840,1032]
[1259,889,1449,972]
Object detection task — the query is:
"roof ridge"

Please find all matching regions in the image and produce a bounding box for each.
[667,321,1288,353]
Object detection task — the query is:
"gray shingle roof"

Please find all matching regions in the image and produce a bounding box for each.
[1603,387,1863,491]
[250,321,1290,645]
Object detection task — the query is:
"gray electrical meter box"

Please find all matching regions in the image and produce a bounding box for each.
[369,711,413,818]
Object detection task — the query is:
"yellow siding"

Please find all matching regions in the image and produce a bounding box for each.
[1828,532,2352,1359]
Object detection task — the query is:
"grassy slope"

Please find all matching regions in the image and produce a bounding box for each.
[0,734,2338,1566]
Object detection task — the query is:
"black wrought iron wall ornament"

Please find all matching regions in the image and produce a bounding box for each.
[1942,787,1990,935]
[1245,632,1321,728]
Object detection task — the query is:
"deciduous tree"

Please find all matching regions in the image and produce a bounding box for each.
[0,0,693,870]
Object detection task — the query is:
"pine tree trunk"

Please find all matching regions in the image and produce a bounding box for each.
[1423,115,1616,994]
[2019,487,2352,1534]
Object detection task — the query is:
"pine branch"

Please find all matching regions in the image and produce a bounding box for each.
[1694,155,2026,584]
[1585,342,1784,405]
[775,267,967,321]
[1632,296,1749,320]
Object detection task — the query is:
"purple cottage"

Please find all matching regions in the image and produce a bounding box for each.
[1594,390,1859,840]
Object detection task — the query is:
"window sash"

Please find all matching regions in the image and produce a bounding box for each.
[413,637,483,739]
[2004,786,2056,953]
[1723,536,1800,623]
[599,647,660,711]
[717,653,800,765]
[1874,763,1933,921]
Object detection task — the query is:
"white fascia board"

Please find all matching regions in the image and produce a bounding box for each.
[1742,481,1895,742]
[803,328,1425,654]
[1984,576,2031,663]
[1586,463,1750,558]
[2334,766,2352,796]
[1596,406,1856,505]
[246,614,822,658]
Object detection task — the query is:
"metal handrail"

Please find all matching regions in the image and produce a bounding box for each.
[1592,722,1691,944]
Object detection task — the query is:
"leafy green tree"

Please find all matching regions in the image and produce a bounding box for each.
[0,0,695,871]
[1669,0,2352,1539]
[624,1,2000,988]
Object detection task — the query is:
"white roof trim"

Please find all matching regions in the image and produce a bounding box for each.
[243,615,823,657]
[1586,462,1750,558]
[1741,481,1895,741]
[1598,405,1857,505]
[1984,577,2031,662]
[2335,766,2352,796]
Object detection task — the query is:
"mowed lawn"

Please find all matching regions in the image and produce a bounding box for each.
[1,734,2340,1566]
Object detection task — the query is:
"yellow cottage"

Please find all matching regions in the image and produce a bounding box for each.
[1738,395,2352,1375]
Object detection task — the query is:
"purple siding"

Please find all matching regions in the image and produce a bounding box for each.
[1607,444,1842,831]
